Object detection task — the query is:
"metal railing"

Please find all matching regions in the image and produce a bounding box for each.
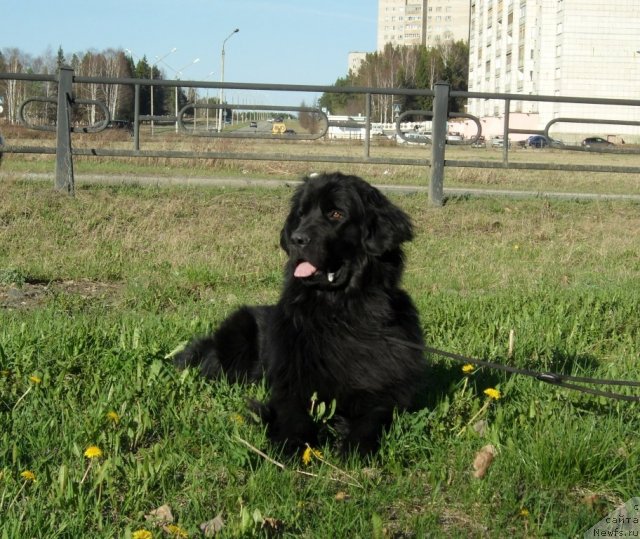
[1,67,640,205]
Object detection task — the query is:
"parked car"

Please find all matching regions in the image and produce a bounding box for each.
[581,137,614,148]
[403,132,430,145]
[490,136,511,148]
[471,135,486,148]
[526,135,549,148]
[249,121,258,128]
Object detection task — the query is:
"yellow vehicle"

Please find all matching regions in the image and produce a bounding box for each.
[271,122,287,135]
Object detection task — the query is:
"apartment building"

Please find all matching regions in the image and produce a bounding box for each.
[377,0,471,51]
[348,52,368,75]
[467,0,640,137]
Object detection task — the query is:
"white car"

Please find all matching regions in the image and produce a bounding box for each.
[491,136,511,148]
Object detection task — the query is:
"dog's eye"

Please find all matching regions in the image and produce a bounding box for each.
[327,209,345,221]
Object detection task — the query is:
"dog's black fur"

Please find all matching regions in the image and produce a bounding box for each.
[175,172,427,455]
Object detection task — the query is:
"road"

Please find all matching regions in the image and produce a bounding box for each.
[232,120,274,136]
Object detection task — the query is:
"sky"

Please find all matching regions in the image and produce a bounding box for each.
[2,0,377,106]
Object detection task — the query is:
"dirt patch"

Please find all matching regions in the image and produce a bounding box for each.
[0,279,122,310]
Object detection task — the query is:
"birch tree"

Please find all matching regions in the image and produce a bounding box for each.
[79,51,103,125]
[2,48,28,124]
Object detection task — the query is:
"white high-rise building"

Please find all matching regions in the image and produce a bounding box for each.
[377,0,471,51]
[467,0,640,137]
[348,52,368,75]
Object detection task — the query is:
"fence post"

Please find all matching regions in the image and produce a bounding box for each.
[364,93,371,158]
[429,81,450,207]
[133,84,140,151]
[55,65,75,194]
[502,99,511,166]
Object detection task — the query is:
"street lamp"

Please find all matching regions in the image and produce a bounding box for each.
[205,71,215,131]
[218,28,240,132]
[151,48,177,135]
[163,58,200,133]
[126,47,177,136]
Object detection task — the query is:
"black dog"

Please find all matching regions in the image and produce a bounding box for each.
[175,172,427,455]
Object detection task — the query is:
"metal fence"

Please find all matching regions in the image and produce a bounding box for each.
[1,67,640,206]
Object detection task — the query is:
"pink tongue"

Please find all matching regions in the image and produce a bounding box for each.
[294,261,318,278]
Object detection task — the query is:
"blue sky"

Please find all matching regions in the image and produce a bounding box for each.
[3,0,376,105]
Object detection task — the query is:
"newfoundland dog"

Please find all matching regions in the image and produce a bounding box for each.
[175,172,427,455]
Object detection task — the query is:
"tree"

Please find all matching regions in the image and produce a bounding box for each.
[437,39,469,112]
[56,46,66,68]
[318,76,355,115]
[132,55,153,116]
[2,48,28,124]
[79,51,104,125]
[298,100,323,134]
[319,40,470,122]
[102,49,132,121]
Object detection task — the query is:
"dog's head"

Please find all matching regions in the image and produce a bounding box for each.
[280,172,413,290]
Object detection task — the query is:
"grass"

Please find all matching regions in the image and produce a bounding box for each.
[3,124,640,195]
[0,177,639,538]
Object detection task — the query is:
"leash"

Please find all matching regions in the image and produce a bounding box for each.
[423,346,640,403]
[385,337,640,402]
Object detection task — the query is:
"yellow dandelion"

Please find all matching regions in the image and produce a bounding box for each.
[165,524,188,538]
[106,411,120,424]
[132,530,153,539]
[230,413,244,425]
[520,508,530,517]
[483,388,501,400]
[462,364,475,374]
[84,445,103,459]
[302,446,322,465]
[20,470,36,482]
[29,375,42,384]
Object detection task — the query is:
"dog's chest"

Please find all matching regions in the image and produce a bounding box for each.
[271,312,387,393]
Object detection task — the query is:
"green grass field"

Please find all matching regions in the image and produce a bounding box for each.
[3,124,640,196]
[1,174,639,538]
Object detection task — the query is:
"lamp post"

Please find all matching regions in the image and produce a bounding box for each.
[218,28,239,132]
[163,58,200,133]
[205,71,215,131]
[151,48,177,135]
[126,47,177,136]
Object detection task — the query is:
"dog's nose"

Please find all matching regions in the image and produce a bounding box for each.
[291,231,311,246]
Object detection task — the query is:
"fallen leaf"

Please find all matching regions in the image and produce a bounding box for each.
[145,504,174,526]
[583,494,600,509]
[473,444,497,478]
[581,493,607,512]
[200,515,225,537]
[335,491,351,502]
[472,419,489,436]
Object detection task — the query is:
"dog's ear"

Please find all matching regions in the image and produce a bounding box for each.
[361,186,413,255]
[279,183,304,253]
[279,210,294,254]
